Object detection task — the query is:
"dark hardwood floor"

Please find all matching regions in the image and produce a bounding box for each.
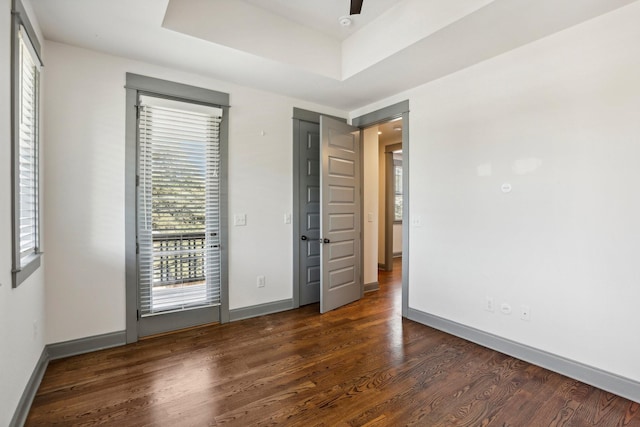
[27,259,640,426]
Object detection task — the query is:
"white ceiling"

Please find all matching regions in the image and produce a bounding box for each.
[30,0,639,111]
[244,0,400,41]
[377,119,404,145]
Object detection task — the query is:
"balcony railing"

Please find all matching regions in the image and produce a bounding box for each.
[153,232,206,286]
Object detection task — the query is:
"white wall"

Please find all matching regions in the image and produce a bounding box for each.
[392,223,402,255]
[362,127,379,285]
[352,2,640,383]
[42,41,346,344]
[0,0,47,424]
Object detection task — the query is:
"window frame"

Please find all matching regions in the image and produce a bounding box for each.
[11,0,44,288]
[393,158,403,224]
[136,96,223,316]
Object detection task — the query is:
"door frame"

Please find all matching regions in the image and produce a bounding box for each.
[292,108,346,309]
[292,101,410,317]
[124,73,230,343]
[352,100,410,318]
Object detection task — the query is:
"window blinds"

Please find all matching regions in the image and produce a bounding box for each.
[18,27,40,267]
[138,96,222,316]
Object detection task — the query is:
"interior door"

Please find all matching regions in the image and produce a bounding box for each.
[320,116,362,313]
[298,121,321,306]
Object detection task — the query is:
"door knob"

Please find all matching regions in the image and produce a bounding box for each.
[301,235,308,241]
[321,238,330,244]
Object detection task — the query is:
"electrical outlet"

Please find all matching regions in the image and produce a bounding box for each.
[33,320,38,339]
[485,297,494,312]
[257,275,265,288]
[521,305,531,321]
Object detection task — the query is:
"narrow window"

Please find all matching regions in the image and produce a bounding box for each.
[394,159,403,223]
[11,0,43,287]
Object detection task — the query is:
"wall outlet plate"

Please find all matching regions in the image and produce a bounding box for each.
[234,214,247,226]
[500,303,512,315]
[485,297,494,312]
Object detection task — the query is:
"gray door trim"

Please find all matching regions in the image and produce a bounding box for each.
[292,118,301,309]
[293,107,345,124]
[124,86,138,344]
[351,100,409,128]
[351,100,410,318]
[292,109,346,309]
[125,73,230,343]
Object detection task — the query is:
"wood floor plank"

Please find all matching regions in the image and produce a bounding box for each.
[26,259,640,426]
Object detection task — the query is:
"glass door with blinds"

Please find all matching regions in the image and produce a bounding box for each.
[136,94,223,336]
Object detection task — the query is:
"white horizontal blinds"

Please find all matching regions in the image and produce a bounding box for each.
[138,95,222,316]
[18,27,41,267]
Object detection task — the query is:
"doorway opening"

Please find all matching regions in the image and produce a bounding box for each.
[292,100,409,317]
[293,111,362,313]
[361,118,403,297]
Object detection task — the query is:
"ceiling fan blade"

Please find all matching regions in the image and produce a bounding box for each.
[350,0,363,15]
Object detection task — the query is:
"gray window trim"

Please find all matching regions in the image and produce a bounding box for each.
[11,0,43,288]
[124,73,230,343]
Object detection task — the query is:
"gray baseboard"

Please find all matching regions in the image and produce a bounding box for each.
[11,331,128,426]
[407,308,640,404]
[364,281,379,293]
[229,299,294,322]
[10,347,49,427]
[47,330,127,360]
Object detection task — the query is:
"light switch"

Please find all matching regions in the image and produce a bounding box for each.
[367,212,374,222]
[284,213,292,224]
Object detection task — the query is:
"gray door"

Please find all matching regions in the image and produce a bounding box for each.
[320,116,362,313]
[298,121,321,306]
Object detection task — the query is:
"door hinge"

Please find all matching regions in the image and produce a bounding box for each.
[136,242,139,254]
[136,175,139,187]
[135,104,140,119]
[136,309,140,319]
